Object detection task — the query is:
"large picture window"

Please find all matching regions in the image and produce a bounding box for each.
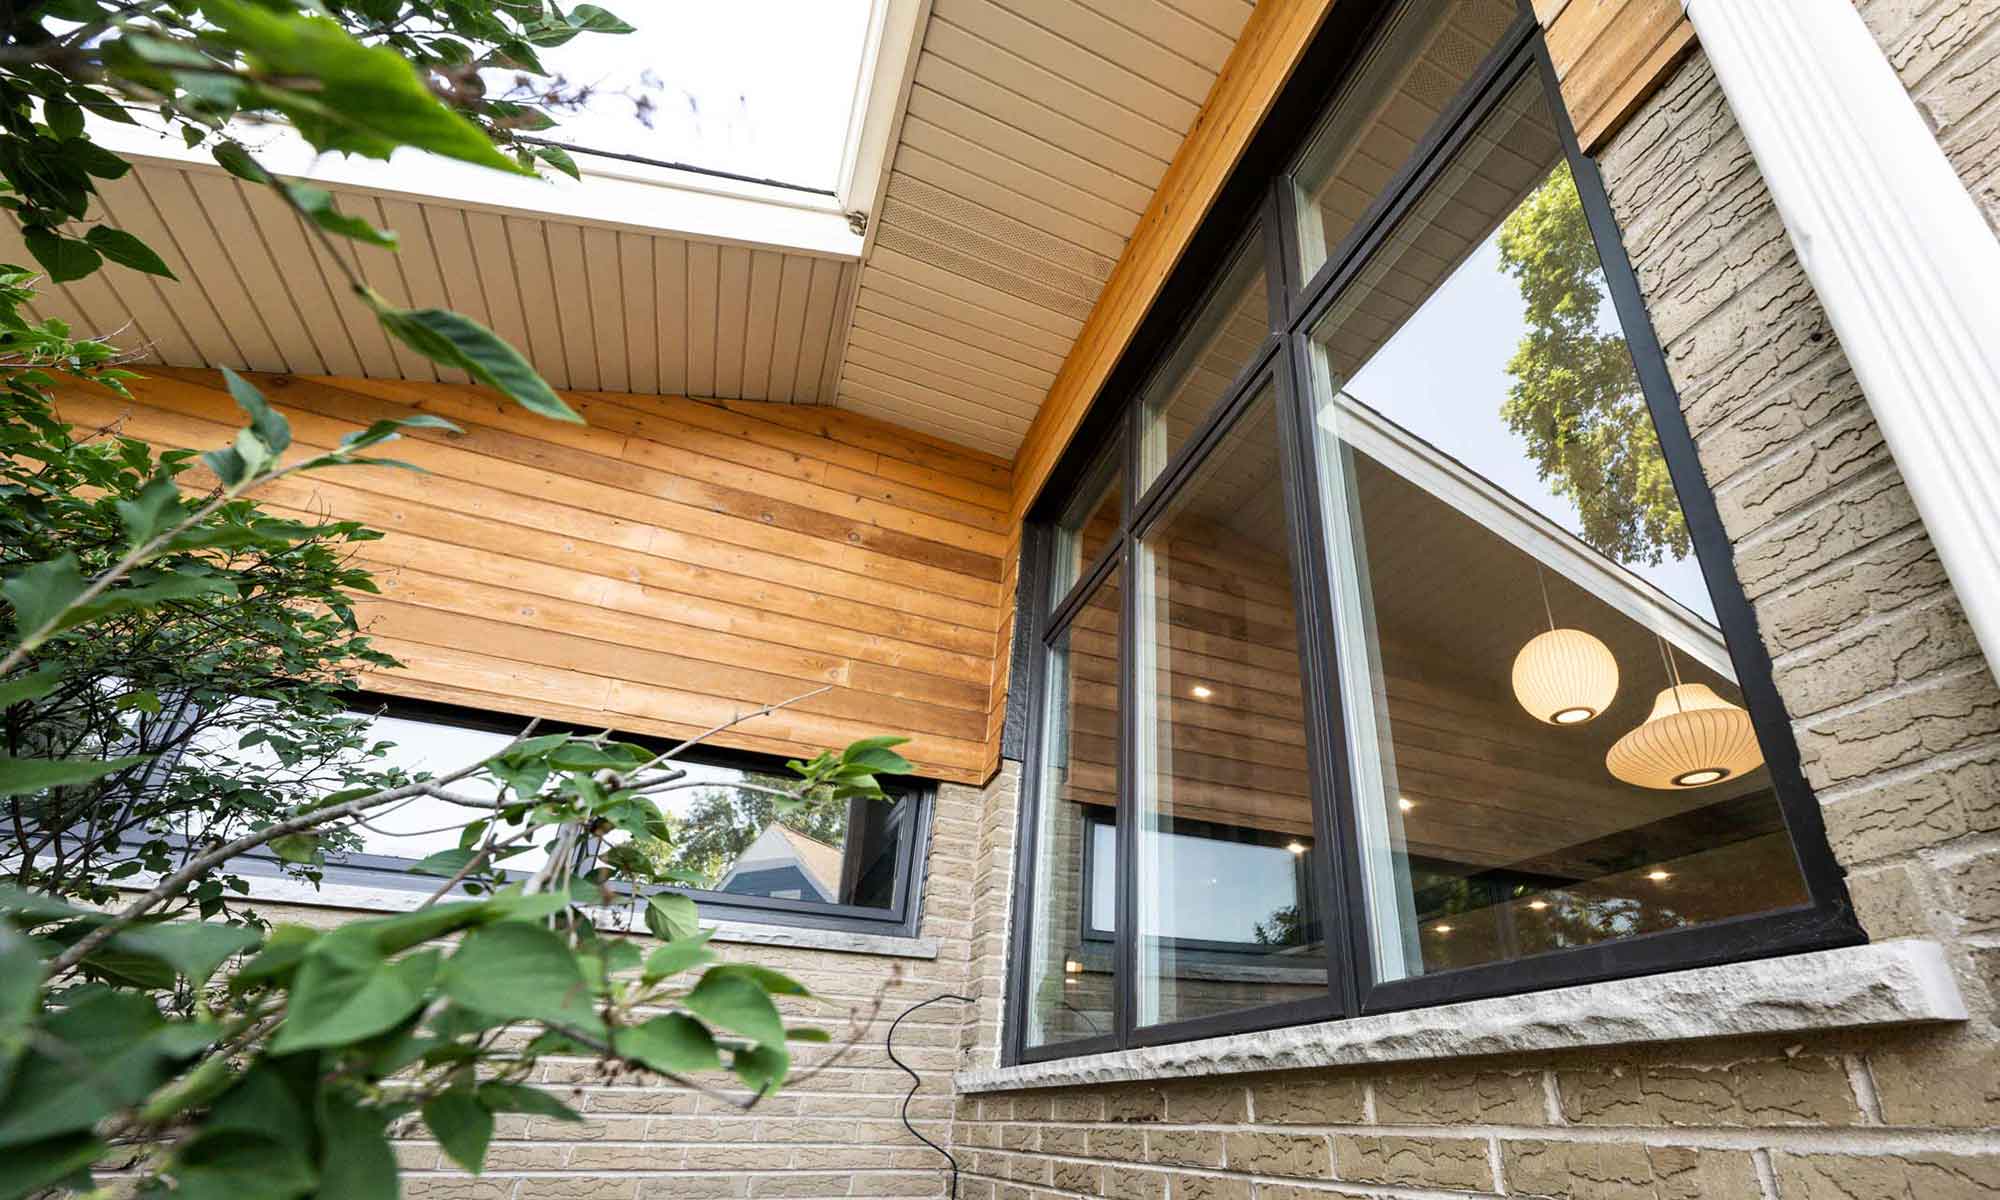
[1005,0,1858,1062]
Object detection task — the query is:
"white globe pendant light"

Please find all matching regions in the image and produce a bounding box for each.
[1512,628,1620,725]
[1606,681,1765,789]
[1511,568,1618,725]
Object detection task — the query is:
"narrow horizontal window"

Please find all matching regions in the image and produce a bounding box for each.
[202,699,929,934]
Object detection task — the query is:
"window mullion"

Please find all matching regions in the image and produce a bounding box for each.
[1275,329,1367,1018]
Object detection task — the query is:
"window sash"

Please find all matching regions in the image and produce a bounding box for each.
[1002,14,1861,1067]
[274,694,937,938]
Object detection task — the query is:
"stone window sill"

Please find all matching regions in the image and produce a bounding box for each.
[956,940,1964,1093]
[128,873,942,960]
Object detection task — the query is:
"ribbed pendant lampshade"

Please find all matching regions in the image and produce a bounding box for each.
[1511,628,1620,725]
[1605,683,1764,789]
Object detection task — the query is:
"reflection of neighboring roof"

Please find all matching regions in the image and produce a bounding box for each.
[775,825,844,897]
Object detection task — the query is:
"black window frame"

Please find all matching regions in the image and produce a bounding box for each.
[1002,0,1862,1067]
[230,692,936,939]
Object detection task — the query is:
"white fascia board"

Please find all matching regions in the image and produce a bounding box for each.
[836,0,930,219]
[86,117,863,260]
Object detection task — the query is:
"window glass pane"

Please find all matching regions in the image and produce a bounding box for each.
[1134,382,1326,1027]
[1051,445,1122,604]
[274,711,904,910]
[1305,73,1809,984]
[1023,568,1122,1049]
[1137,235,1270,487]
[1291,0,1517,283]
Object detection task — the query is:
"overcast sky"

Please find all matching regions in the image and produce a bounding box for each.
[532,0,873,190]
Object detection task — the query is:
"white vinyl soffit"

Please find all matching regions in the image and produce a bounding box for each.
[81,0,918,258]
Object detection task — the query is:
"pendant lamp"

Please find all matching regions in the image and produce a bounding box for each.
[1511,567,1618,725]
[1606,643,1764,789]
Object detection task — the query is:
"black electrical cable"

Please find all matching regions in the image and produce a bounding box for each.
[886,993,975,1200]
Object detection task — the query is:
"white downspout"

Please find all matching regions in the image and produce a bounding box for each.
[1681,0,2000,687]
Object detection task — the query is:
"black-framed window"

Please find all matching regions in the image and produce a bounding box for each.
[1004,0,1860,1065]
[225,694,934,938]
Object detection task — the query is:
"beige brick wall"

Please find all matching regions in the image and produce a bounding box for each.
[948,11,2000,1198]
[230,769,1018,1200]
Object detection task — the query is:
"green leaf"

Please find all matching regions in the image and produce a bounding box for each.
[0,753,149,797]
[729,1043,789,1093]
[0,990,176,1149]
[212,141,273,184]
[643,892,699,942]
[202,1,526,175]
[360,900,494,954]
[271,935,440,1054]
[701,962,810,998]
[0,1133,104,1200]
[109,921,260,987]
[0,884,91,923]
[84,227,175,280]
[681,966,785,1049]
[21,230,100,284]
[115,473,182,549]
[786,1026,831,1043]
[269,833,319,863]
[474,1082,580,1121]
[43,97,85,140]
[441,922,602,1034]
[316,1091,397,1200]
[614,1013,720,1075]
[222,367,290,455]
[641,930,716,983]
[373,306,581,422]
[533,144,580,181]
[0,666,63,709]
[568,5,637,34]
[284,182,398,248]
[169,1133,315,1200]
[423,1088,493,1174]
[0,926,42,1098]
[407,847,479,877]
[1,554,87,647]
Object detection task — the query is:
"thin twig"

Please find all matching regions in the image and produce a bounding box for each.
[624,686,833,779]
[50,778,495,976]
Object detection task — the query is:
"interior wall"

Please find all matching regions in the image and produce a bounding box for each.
[52,367,1014,784]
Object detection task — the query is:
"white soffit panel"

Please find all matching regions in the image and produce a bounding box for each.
[0,160,858,403]
[834,0,1257,457]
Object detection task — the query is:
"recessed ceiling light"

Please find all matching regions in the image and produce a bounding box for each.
[1646,869,1671,882]
[1191,685,1214,700]
[1433,924,1453,934]
[1285,841,1307,855]
[1397,796,1415,812]
[1527,900,1549,911]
